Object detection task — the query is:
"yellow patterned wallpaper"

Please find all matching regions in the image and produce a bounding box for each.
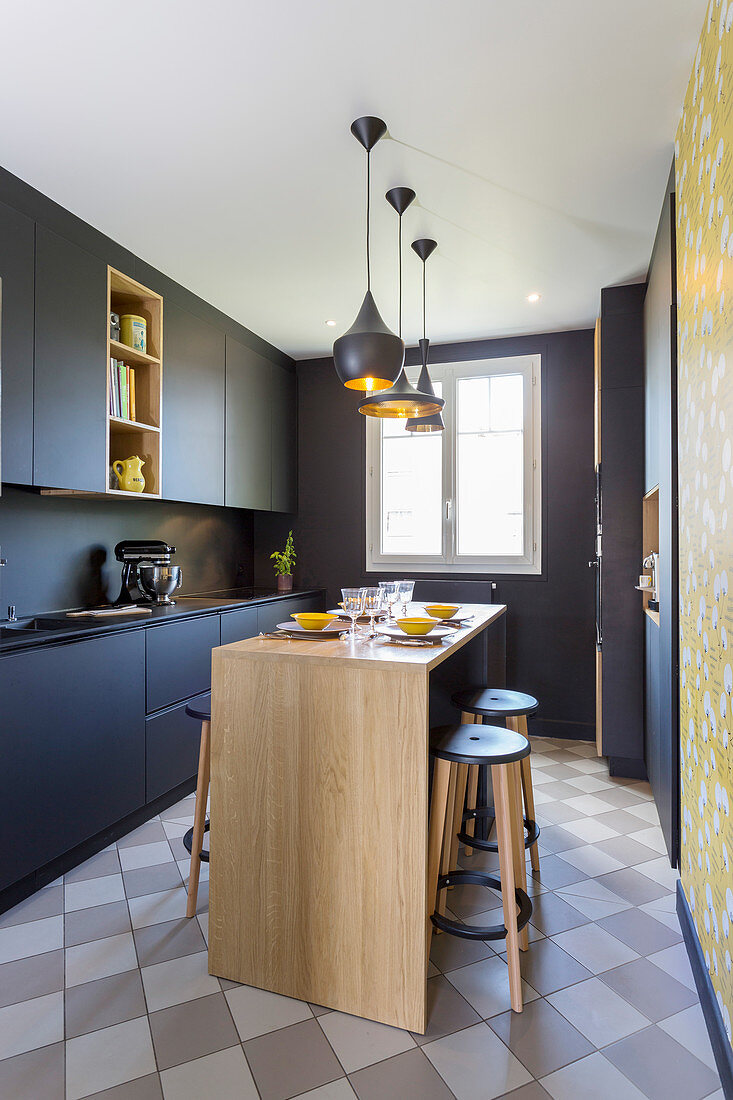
[676,0,733,1046]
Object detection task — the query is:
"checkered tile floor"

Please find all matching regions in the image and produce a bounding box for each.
[0,736,723,1099]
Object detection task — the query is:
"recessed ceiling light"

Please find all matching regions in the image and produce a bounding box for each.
[526,293,541,303]
[325,319,337,326]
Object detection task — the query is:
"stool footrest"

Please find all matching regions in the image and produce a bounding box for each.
[431,871,532,941]
[459,807,540,853]
[183,820,210,863]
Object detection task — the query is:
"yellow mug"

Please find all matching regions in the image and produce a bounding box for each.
[113,456,146,493]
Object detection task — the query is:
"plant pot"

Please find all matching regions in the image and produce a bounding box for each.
[277,574,293,593]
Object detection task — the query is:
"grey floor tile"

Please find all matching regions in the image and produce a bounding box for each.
[159,1046,258,1099]
[309,1002,333,1017]
[540,1051,647,1099]
[551,923,639,973]
[225,983,312,1041]
[658,1003,719,1071]
[0,885,63,929]
[595,835,666,867]
[547,977,649,1046]
[646,942,698,990]
[117,821,168,848]
[443,881,506,918]
[529,854,586,890]
[349,1048,454,1099]
[509,937,593,996]
[500,1085,553,1100]
[317,1010,415,1072]
[532,801,587,825]
[168,836,189,861]
[594,808,652,835]
[66,1016,157,1100]
[536,763,583,780]
[65,900,132,947]
[600,957,699,1022]
[409,974,480,1045]
[123,863,183,899]
[430,927,496,972]
[595,867,669,905]
[539,779,587,801]
[133,915,206,967]
[603,1024,721,1100]
[597,906,681,954]
[593,786,647,809]
[245,1018,343,1100]
[531,825,587,854]
[423,1021,533,1099]
[488,997,593,1078]
[0,1040,64,1100]
[64,850,121,884]
[0,947,64,1008]
[65,970,148,1039]
[149,991,239,1071]
[84,1074,163,1099]
[444,954,539,1018]
[526,891,588,935]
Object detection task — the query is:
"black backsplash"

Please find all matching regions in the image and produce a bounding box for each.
[0,486,253,615]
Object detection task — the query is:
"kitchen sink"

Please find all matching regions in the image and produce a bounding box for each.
[3,617,74,633]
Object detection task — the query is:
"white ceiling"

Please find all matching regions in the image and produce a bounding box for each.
[0,1,705,359]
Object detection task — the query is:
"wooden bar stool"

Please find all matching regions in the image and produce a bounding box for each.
[427,722,533,1013]
[182,694,211,918]
[451,688,541,872]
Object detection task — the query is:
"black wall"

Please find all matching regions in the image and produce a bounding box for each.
[255,329,597,740]
[0,487,253,615]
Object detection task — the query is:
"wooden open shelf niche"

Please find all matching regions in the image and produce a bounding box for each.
[641,485,659,624]
[108,268,163,498]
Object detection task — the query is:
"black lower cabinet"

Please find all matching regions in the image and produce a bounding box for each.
[220,606,258,645]
[146,695,206,802]
[1,632,145,892]
[146,615,220,713]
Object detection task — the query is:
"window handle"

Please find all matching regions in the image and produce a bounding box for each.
[445,499,452,520]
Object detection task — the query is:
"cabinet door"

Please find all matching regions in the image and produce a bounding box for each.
[220,607,258,645]
[271,366,297,513]
[256,595,324,635]
[225,336,272,510]
[34,226,107,492]
[0,200,35,485]
[146,695,206,802]
[146,615,220,713]
[163,303,225,504]
[0,632,145,891]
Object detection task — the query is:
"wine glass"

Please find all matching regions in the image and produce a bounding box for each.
[341,588,365,639]
[360,586,383,638]
[378,581,399,624]
[397,580,415,618]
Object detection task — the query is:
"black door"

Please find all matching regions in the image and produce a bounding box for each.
[225,335,272,510]
[0,199,35,485]
[34,226,107,491]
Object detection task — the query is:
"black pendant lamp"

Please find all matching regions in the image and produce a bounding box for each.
[358,191,444,420]
[333,117,405,391]
[405,238,444,433]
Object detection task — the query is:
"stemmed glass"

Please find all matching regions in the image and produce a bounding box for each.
[378,581,400,624]
[360,586,383,638]
[341,588,365,639]
[396,580,415,618]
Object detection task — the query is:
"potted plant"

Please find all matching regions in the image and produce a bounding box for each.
[270,530,296,592]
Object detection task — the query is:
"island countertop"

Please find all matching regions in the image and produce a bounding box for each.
[208,602,507,1033]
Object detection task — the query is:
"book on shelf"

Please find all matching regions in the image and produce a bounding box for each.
[108,358,138,422]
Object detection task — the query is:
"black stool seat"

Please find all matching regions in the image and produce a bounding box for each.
[451,687,538,718]
[185,694,211,722]
[430,723,530,766]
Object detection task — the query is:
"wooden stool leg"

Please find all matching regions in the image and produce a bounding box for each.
[463,765,480,856]
[186,719,210,919]
[492,763,523,1012]
[437,764,458,920]
[508,761,529,952]
[427,758,451,967]
[449,763,469,874]
[518,715,540,873]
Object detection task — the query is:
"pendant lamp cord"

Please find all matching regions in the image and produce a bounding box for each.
[366,151,371,292]
[422,259,426,341]
[398,214,402,338]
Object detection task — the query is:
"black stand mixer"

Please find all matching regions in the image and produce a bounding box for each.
[114,541,182,606]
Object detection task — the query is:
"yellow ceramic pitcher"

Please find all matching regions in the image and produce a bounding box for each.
[113,456,145,493]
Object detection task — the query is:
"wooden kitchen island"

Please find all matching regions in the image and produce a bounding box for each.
[208,603,506,1033]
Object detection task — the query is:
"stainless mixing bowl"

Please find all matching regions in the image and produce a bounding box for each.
[138,564,183,605]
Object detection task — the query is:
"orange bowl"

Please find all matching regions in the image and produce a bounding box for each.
[291,612,338,631]
[396,617,438,636]
[424,604,461,619]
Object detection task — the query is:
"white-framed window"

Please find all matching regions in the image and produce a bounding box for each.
[365,354,542,575]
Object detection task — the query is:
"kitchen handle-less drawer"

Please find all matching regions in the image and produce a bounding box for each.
[146,695,206,802]
[146,615,220,713]
[256,595,324,635]
[220,606,258,645]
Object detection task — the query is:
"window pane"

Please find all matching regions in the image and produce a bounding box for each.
[456,432,524,556]
[457,377,491,433]
[380,409,442,556]
[490,374,523,432]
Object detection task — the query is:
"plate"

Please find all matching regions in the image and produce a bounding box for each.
[327,609,387,624]
[275,622,345,638]
[423,612,474,625]
[376,624,455,643]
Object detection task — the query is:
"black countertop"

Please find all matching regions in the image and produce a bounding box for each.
[0,588,324,656]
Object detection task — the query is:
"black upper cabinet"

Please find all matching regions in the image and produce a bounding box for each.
[271,365,297,513]
[225,336,272,510]
[34,227,107,492]
[0,200,35,486]
[163,303,225,505]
